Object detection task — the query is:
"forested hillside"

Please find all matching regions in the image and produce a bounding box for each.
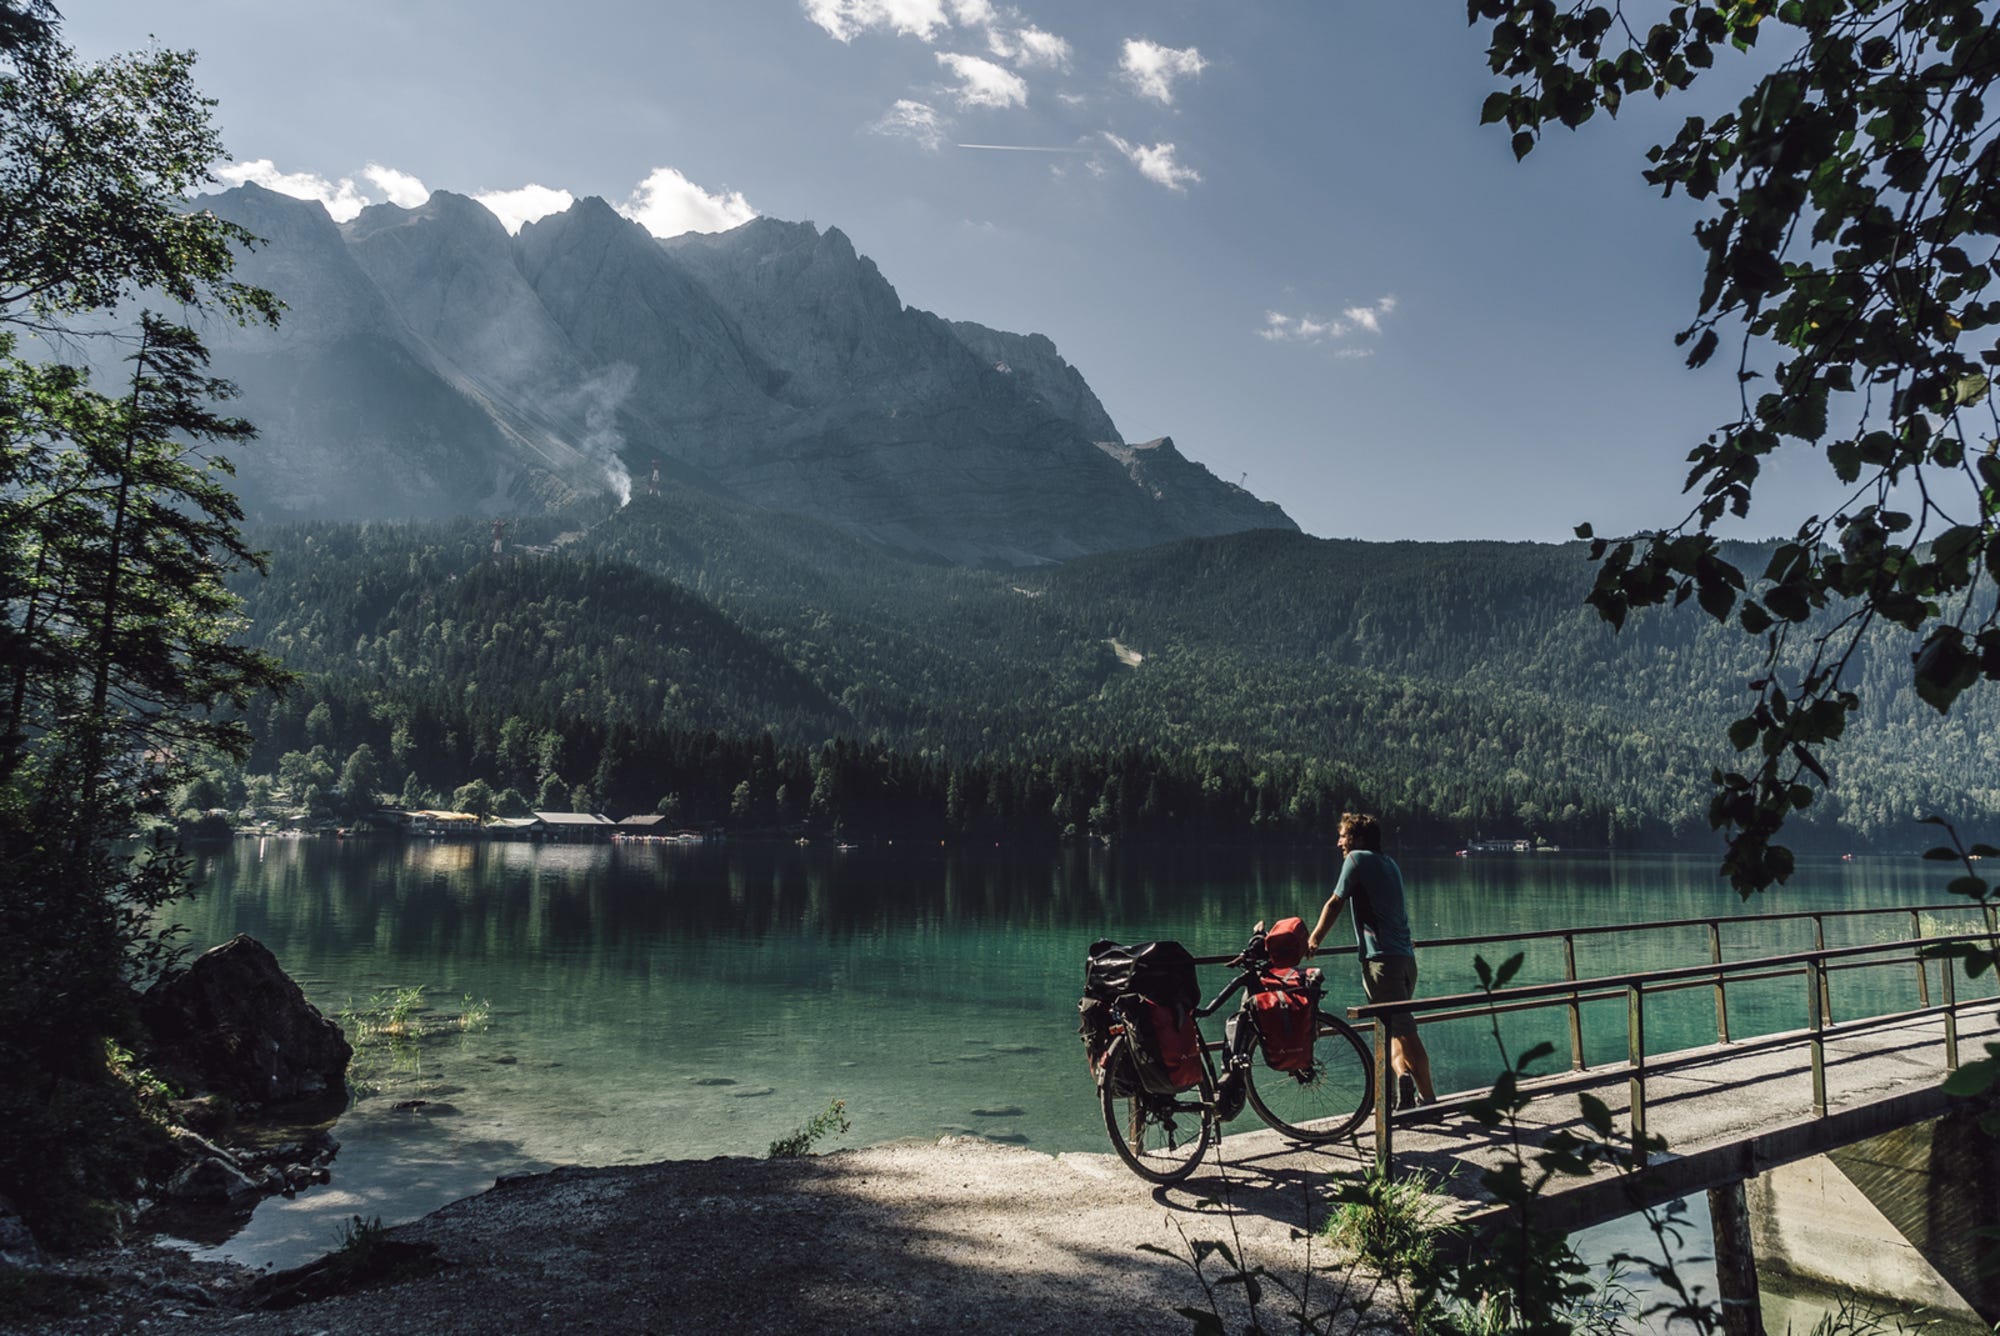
[221,486,1998,852]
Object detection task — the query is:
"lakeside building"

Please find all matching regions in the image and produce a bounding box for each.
[528,811,618,842]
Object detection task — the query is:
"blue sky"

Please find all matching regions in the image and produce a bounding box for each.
[66,1,1843,544]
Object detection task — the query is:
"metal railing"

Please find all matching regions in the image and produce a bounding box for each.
[1318,901,2000,1173]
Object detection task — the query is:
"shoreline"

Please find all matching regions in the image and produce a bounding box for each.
[10,1136,1339,1334]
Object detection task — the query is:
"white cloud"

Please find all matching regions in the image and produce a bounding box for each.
[473,183,575,234]
[937,52,1028,109]
[1343,295,1398,333]
[871,98,950,151]
[362,163,429,209]
[948,0,996,23]
[803,0,951,42]
[1119,39,1206,105]
[1259,296,1398,346]
[618,166,757,238]
[1259,311,1338,342]
[1102,133,1199,191]
[216,158,371,222]
[998,25,1070,70]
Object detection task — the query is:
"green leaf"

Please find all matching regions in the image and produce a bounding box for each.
[1934,525,1984,564]
[1942,1058,1998,1098]
[1947,876,1990,900]
[1481,91,1511,125]
[1686,328,1719,367]
[1915,628,1979,713]
[1827,440,1862,483]
[1512,129,1534,159]
[1493,951,1525,990]
[1923,845,1965,861]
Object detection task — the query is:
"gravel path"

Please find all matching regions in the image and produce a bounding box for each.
[14,1133,1390,1335]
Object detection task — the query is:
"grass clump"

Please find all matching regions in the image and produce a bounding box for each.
[455,994,491,1032]
[1325,1164,1453,1282]
[344,986,428,1041]
[337,987,493,1103]
[768,1099,851,1158]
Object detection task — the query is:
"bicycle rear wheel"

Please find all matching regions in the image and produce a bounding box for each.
[1100,1040,1215,1185]
[1244,1010,1373,1144]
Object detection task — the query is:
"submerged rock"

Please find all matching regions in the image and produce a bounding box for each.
[160,1152,262,1204]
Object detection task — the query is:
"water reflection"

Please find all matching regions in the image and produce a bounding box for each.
[176,840,1963,1272]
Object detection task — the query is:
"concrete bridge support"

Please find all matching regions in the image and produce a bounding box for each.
[1745,1106,2000,1327]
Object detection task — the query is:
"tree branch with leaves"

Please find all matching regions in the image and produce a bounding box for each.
[0,0,290,1247]
[1471,0,2000,890]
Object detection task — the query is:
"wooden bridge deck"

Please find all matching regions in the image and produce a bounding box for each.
[1194,999,1999,1238]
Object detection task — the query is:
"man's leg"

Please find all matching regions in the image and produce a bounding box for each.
[1390,1031,1436,1104]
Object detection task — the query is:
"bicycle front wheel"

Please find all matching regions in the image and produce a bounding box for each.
[1100,1042,1215,1185]
[1244,1010,1373,1144]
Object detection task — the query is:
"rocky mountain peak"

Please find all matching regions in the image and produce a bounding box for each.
[181,189,1297,562]
[343,190,506,246]
[949,320,1121,445]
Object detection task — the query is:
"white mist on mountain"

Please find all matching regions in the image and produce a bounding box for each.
[564,363,637,507]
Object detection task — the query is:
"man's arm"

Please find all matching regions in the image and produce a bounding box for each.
[1307,895,1344,955]
[1308,855,1358,955]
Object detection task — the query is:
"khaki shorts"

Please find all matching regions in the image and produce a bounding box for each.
[1361,956,1418,1039]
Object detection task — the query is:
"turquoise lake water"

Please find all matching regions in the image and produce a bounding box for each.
[166,838,1981,1278]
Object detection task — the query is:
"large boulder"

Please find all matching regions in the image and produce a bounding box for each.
[141,936,351,1107]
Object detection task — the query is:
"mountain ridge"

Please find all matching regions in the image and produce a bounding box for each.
[192,185,1296,565]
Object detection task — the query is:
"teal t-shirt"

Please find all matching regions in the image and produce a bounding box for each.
[1331,849,1415,961]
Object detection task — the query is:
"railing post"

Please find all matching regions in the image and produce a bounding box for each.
[1627,982,1646,1163]
[1807,959,1827,1118]
[1986,905,2000,998]
[1563,933,1586,1071]
[1942,949,1959,1071]
[1812,914,1833,1023]
[1709,920,1729,1044]
[1373,1018,1393,1176]
[1911,909,1931,1008]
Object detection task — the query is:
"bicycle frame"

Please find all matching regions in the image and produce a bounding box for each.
[1094,927,1376,1184]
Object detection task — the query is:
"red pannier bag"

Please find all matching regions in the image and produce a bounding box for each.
[1250,968,1317,1072]
[1264,916,1308,969]
[1140,1000,1206,1091]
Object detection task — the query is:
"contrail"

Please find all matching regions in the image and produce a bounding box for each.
[957,143,1091,153]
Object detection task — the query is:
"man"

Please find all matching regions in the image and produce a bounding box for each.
[1306,812,1436,1108]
